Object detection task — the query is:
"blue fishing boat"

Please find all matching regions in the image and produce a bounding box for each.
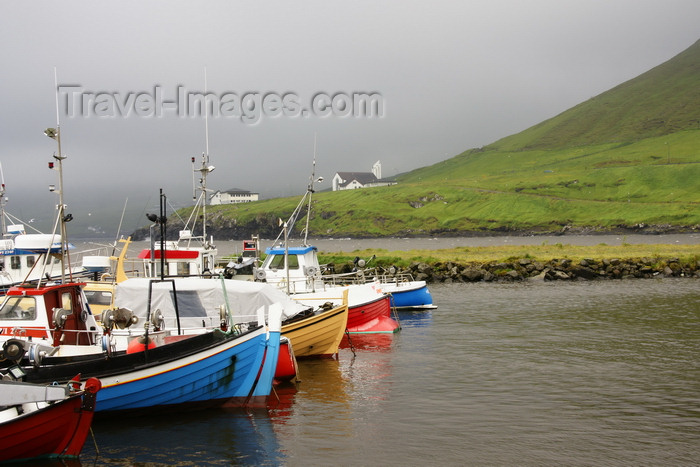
[0,117,282,411]
[381,278,436,310]
[0,278,282,412]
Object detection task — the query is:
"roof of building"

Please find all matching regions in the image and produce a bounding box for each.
[334,172,378,186]
[216,188,258,195]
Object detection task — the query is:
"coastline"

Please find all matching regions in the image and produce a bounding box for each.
[312,235,700,284]
[73,234,700,284]
[396,256,700,284]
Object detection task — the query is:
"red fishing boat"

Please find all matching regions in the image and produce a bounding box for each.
[274,336,299,384]
[0,375,101,462]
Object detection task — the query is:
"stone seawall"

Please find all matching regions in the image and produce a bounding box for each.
[332,257,700,283]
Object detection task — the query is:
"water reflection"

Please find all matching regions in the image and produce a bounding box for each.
[340,332,396,351]
[81,407,282,466]
[73,279,699,466]
[396,309,434,327]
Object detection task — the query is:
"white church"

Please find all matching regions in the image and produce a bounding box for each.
[331,160,397,191]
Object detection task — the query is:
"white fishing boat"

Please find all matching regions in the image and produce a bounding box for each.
[252,147,400,334]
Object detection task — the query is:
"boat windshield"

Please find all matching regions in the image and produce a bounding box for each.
[0,296,37,320]
[268,254,299,270]
[84,290,113,306]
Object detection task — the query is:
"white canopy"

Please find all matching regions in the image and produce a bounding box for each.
[115,277,308,330]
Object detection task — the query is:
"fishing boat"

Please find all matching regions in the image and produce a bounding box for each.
[114,276,349,359]
[0,276,283,412]
[379,278,435,309]
[324,262,437,310]
[279,290,349,357]
[0,227,88,295]
[0,162,98,295]
[135,156,219,279]
[257,244,398,333]
[0,122,281,412]
[252,147,400,334]
[0,375,101,462]
[275,335,299,383]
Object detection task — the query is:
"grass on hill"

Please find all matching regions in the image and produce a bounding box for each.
[181,130,699,238]
[165,39,700,238]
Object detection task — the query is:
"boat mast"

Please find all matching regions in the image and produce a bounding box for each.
[194,154,214,242]
[203,67,210,243]
[302,134,318,247]
[191,67,214,245]
[0,162,7,236]
[271,135,323,246]
[44,68,71,283]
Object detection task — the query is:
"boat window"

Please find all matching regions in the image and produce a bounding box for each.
[26,256,35,268]
[268,254,299,270]
[0,296,37,320]
[10,256,20,270]
[85,290,112,306]
[177,262,189,276]
[61,292,73,310]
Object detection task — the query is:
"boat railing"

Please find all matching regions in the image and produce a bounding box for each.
[262,275,330,294]
[322,268,416,286]
[3,327,101,347]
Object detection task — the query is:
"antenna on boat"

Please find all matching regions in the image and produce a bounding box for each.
[189,67,215,244]
[204,67,210,163]
[111,197,128,257]
[159,189,166,280]
[271,135,323,246]
[43,67,72,284]
[0,161,7,236]
[302,133,319,246]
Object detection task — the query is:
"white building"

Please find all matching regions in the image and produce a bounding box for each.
[210,188,259,205]
[331,160,396,191]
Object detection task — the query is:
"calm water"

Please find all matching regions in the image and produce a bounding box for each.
[77,278,700,466]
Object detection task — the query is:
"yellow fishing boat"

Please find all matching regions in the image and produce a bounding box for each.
[281,294,349,358]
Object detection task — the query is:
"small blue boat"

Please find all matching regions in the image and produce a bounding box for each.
[379,278,437,310]
[382,280,437,309]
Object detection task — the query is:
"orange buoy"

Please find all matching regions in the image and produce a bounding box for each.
[126,335,157,354]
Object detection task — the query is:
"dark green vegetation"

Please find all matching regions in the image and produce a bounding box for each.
[138,39,700,240]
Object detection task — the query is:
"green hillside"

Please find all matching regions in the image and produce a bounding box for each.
[142,39,700,240]
[488,38,700,151]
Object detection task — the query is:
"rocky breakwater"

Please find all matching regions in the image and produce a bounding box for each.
[343,258,700,283]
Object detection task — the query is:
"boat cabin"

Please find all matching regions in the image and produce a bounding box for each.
[258,246,324,293]
[138,241,217,278]
[0,282,99,349]
[0,231,64,293]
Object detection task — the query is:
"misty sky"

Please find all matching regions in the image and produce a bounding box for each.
[1,0,699,237]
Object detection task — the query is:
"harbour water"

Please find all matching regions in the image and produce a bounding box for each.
[79,277,699,466]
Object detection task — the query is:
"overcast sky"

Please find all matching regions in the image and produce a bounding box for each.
[1,0,698,237]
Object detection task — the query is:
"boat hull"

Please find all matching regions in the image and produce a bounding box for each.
[15,328,279,413]
[384,281,437,309]
[292,284,399,334]
[0,390,97,462]
[282,304,349,357]
[347,294,398,334]
[274,337,299,383]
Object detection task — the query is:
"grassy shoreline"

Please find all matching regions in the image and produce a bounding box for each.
[319,243,700,267]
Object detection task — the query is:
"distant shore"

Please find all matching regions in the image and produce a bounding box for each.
[316,236,700,283]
